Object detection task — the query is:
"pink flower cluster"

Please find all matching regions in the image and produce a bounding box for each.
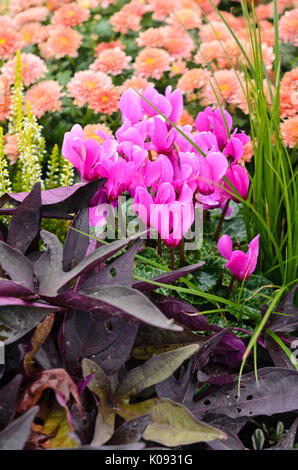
[62,86,251,247]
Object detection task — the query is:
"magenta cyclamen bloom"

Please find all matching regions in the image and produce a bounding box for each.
[217,234,260,281]
[222,165,250,202]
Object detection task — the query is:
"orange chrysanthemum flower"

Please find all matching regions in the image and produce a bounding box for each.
[281,116,298,148]
[2,53,48,87]
[88,87,120,114]
[41,26,82,59]
[203,69,239,106]
[67,70,112,106]
[95,40,125,57]
[51,2,90,26]
[161,26,194,60]
[4,134,19,164]
[91,48,131,75]
[13,7,49,27]
[166,8,202,30]
[280,67,298,118]
[0,77,12,122]
[24,80,63,118]
[133,47,171,79]
[119,75,153,94]
[177,68,208,93]
[0,28,22,60]
[136,28,166,48]
[279,8,298,46]
[83,123,112,143]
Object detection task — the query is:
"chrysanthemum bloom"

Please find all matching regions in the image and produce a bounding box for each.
[109,10,142,34]
[41,26,82,59]
[281,116,298,148]
[147,0,179,21]
[24,80,63,118]
[238,140,254,166]
[199,21,233,43]
[192,0,220,14]
[279,9,298,46]
[88,87,120,114]
[0,29,22,60]
[90,48,131,76]
[280,67,298,118]
[203,69,240,106]
[119,75,153,94]
[0,77,12,122]
[196,41,226,68]
[51,2,90,26]
[0,16,14,29]
[177,109,194,127]
[2,53,48,87]
[67,70,112,106]
[136,28,166,48]
[166,8,202,30]
[98,0,116,7]
[9,0,44,14]
[83,123,112,143]
[45,0,73,12]
[4,134,19,164]
[133,47,171,79]
[259,20,275,47]
[177,68,208,93]
[95,40,125,56]
[161,26,194,60]
[13,7,49,27]
[206,10,245,30]
[169,59,187,77]
[19,22,44,47]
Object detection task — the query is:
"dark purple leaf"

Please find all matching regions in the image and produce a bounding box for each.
[151,293,210,332]
[35,231,134,296]
[0,406,39,450]
[78,286,182,331]
[0,280,32,298]
[191,368,298,419]
[7,183,41,254]
[0,241,35,291]
[210,325,247,368]
[191,328,232,375]
[62,310,138,375]
[264,331,297,370]
[108,414,150,445]
[80,239,143,289]
[204,415,247,450]
[0,180,104,219]
[133,262,205,293]
[267,284,298,333]
[63,207,90,272]
[0,374,22,430]
[271,417,298,449]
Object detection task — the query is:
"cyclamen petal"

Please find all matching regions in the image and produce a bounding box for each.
[217,234,233,260]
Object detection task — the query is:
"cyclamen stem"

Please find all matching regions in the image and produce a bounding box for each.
[180,239,185,267]
[226,276,236,299]
[157,234,162,258]
[214,199,230,242]
[171,247,175,271]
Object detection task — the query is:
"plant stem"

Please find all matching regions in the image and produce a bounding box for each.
[180,239,185,267]
[226,276,236,299]
[214,199,230,242]
[157,234,162,258]
[170,247,175,271]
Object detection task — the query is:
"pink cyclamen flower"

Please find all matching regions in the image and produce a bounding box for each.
[217,234,260,281]
[222,165,250,202]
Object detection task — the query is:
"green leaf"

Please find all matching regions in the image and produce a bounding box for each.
[113,344,199,403]
[142,398,226,447]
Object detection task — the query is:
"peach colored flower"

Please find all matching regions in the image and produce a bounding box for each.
[67,70,112,106]
[206,10,245,30]
[41,26,82,59]
[95,40,125,56]
[279,9,298,46]
[169,59,187,77]
[192,0,220,14]
[9,0,44,14]
[13,7,49,27]
[119,75,153,94]
[0,16,14,29]
[4,134,19,164]
[161,26,194,59]
[2,53,48,87]
[88,87,120,114]
[45,0,73,12]
[110,10,141,34]
[199,21,233,43]
[177,109,194,127]
[136,28,166,48]
[147,0,179,21]
[24,80,63,118]
[83,123,112,143]
[133,47,171,79]
[91,48,131,76]
[280,67,298,118]
[196,40,225,68]
[51,2,90,26]
[98,0,116,8]
[255,3,274,21]
[0,29,22,60]
[239,140,254,166]
[20,22,44,47]
[203,69,239,106]
[177,68,208,93]
[166,8,202,30]
[260,20,275,47]
[281,116,298,148]
[0,77,12,122]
